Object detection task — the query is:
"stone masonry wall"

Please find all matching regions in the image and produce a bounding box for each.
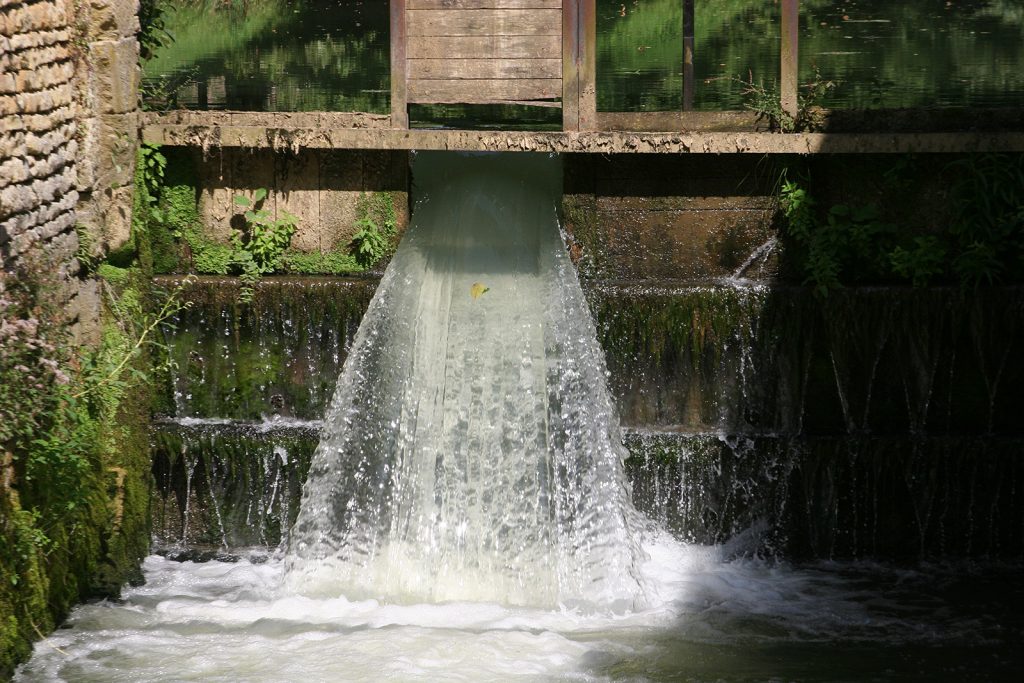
[563,154,782,282]
[1,1,144,673]
[74,0,139,257]
[196,148,410,251]
[1,0,139,337]
[0,0,80,282]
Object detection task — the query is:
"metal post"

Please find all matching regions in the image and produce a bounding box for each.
[780,0,799,120]
[683,0,694,111]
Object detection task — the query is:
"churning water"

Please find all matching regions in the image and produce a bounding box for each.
[15,546,1022,681]
[15,153,1022,680]
[286,153,644,609]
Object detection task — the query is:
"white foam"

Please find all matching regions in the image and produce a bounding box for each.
[17,534,1016,682]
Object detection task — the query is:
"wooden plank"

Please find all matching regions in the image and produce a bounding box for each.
[409,58,561,80]
[144,121,1024,155]
[145,108,1024,136]
[578,0,596,130]
[597,111,760,133]
[408,78,562,102]
[407,9,562,36]
[683,0,694,111]
[562,0,579,130]
[391,0,408,128]
[409,0,560,8]
[408,35,560,58]
[781,0,799,118]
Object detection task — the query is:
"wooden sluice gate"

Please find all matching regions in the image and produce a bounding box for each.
[142,0,1024,154]
[391,0,585,129]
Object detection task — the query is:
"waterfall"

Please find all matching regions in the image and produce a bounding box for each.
[286,153,647,609]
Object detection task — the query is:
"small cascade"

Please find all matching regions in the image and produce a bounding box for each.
[158,277,375,421]
[286,153,647,608]
[155,273,1024,562]
[151,419,318,553]
[624,431,794,552]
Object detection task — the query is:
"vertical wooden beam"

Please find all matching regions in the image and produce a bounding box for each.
[578,0,596,130]
[780,0,799,119]
[390,0,409,129]
[562,0,580,131]
[682,0,694,111]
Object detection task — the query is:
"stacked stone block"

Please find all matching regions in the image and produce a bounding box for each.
[0,0,79,276]
[75,0,139,255]
[1,0,139,340]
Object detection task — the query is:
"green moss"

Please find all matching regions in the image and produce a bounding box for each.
[185,227,237,275]
[280,250,364,275]
[592,286,764,371]
[148,217,182,275]
[0,493,54,677]
[562,194,602,278]
[140,147,200,274]
[96,263,132,286]
[0,250,161,672]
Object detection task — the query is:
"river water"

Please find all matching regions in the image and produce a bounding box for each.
[16,151,1023,680]
[15,537,1022,681]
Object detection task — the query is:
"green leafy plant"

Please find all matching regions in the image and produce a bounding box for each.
[350,192,397,268]
[130,144,169,265]
[779,175,897,296]
[945,154,1024,286]
[138,145,167,221]
[139,150,388,281]
[350,218,389,266]
[232,189,298,272]
[890,236,948,287]
[74,271,192,409]
[280,250,362,275]
[2,261,188,556]
[740,67,837,133]
[228,189,299,301]
[779,178,815,240]
[138,0,174,63]
[777,155,1024,292]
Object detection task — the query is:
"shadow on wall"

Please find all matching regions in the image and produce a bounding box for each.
[188,148,408,254]
[567,152,1024,560]
[150,151,1024,562]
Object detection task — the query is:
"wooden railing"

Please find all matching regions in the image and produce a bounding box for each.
[391,0,800,131]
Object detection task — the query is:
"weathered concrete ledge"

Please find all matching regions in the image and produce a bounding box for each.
[142,111,1024,154]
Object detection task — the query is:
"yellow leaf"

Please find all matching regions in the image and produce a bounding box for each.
[470,282,490,300]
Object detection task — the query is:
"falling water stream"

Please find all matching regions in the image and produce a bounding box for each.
[15,154,1022,681]
[286,153,644,609]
